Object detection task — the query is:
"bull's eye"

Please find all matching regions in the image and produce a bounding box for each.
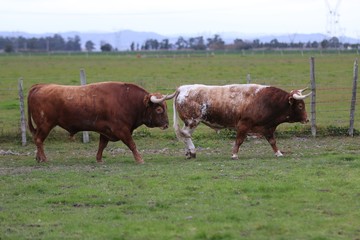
[298,103,303,110]
[156,106,164,114]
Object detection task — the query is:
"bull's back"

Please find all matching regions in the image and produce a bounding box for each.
[30,83,110,114]
[28,82,143,131]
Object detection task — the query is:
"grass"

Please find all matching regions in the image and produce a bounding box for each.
[1,136,360,239]
[1,52,360,239]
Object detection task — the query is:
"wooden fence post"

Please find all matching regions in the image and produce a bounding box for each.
[246,73,251,84]
[349,58,358,136]
[18,77,27,146]
[80,69,90,143]
[310,57,316,137]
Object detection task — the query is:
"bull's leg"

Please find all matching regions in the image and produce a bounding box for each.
[232,123,251,160]
[120,133,144,164]
[34,137,47,162]
[33,128,51,163]
[232,131,247,160]
[181,125,197,159]
[184,137,196,159]
[96,134,109,163]
[264,132,283,157]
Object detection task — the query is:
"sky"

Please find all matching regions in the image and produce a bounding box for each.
[1,0,359,38]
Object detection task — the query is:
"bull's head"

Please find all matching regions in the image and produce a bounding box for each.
[288,88,311,123]
[143,92,177,129]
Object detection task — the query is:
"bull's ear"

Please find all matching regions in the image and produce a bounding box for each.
[288,96,294,105]
[143,95,151,107]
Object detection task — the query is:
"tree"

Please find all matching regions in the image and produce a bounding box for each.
[321,39,329,49]
[66,35,81,51]
[100,42,113,52]
[85,41,95,52]
[175,36,188,50]
[270,38,279,48]
[189,36,206,50]
[4,44,13,53]
[207,34,225,50]
[160,39,171,50]
[50,34,65,51]
[27,37,37,50]
[329,37,340,48]
[311,41,319,48]
[143,39,159,50]
[233,38,252,50]
[252,39,261,48]
[130,42,135,51]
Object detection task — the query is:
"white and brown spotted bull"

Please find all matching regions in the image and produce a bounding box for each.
[28,82,176,164]
[173,84,311,159]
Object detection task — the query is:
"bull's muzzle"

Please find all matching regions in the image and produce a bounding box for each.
[301,119,309,124]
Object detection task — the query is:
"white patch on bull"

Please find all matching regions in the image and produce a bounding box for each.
[228,84,268,100]
[40,110,45,118]
[177,84,268,104]
[200,103,208,116]
[177,85,205,104]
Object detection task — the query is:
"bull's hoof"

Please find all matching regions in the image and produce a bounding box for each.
[231,154,239,160]
[185,152,196,159]
[275,150,284,157]
[36,156,47,163]
[136,160,145,165]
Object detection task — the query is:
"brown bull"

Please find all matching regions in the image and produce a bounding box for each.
[173,84,311,159]
[28,82,175,164]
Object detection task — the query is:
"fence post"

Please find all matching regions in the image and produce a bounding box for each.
[310,57,316,137]
[349,58,358,136]
[18,77,27,146]
[80,69,90,143]
[246,73,251,84]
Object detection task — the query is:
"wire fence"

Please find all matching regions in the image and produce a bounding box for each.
[0,57,359,144]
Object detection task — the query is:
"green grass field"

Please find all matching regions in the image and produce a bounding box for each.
[1,136,360,239]
[1,52,360,239]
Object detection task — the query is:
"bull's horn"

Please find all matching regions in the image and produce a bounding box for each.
[150,91,177,103]
[292,92,312,100]
[299,87,308,93]
[150,95,165,103]
[164,91,177,100]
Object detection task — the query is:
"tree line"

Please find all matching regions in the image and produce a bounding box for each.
[1,33,359,53]
[135,35,359,51]
[0,34,85,52]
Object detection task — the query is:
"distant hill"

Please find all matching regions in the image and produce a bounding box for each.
[0,30,358,51]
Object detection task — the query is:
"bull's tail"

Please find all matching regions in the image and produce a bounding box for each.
[172,91,190,142]
[27,86,36,135]
[172,93,181,140]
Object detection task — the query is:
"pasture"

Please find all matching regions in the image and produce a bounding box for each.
[1,51,360,239]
